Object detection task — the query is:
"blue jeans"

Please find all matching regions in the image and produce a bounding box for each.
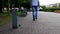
[32,6,38,19]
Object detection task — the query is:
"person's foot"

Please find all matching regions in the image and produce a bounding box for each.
[33,15,35,21]
[35,17,37,20]
[36,18,37,19]
[35,16,37,20]
[33,18,35,21]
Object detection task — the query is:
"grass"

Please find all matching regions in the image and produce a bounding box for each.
[0,11,21,27]
[0,11,12,27]
[0,16,12,27]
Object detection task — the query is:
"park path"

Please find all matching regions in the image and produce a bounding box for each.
[1,11,60,34]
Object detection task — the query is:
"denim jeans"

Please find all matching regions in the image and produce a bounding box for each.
[32,6,38,19]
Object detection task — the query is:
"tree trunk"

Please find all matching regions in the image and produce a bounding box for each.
[2,0,4,12]
[0,0,3,13]
[10,3,12,13]
[29,0,32,8]
[19,4,21,11]
[7,0,10,15]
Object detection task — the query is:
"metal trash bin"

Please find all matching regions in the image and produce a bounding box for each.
[12,8,17,29]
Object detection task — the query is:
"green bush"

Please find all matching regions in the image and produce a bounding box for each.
[44,7,60,12]
[16,11,21,16]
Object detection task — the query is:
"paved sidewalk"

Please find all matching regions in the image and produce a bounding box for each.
[0,12,60,34]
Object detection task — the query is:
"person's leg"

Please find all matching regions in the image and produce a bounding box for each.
[35,6,38,20]
[32,6,35,21]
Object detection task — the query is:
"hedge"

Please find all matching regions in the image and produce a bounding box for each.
[43,7,60,12]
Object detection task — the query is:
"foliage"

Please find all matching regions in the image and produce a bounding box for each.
[39,6,46,11]
[43,7,60,12]
[2,0,30,8]
[16,11,21,16]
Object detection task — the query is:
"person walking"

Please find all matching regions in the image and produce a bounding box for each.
[32,0,38,21]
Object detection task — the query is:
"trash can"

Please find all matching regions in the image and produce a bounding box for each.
[12,8,17,29]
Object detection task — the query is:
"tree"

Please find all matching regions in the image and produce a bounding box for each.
[7,0,10,15]
[2,0,4,11]
[0,0,3,13]
[3,0,30,12]
[20,0,30,9]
